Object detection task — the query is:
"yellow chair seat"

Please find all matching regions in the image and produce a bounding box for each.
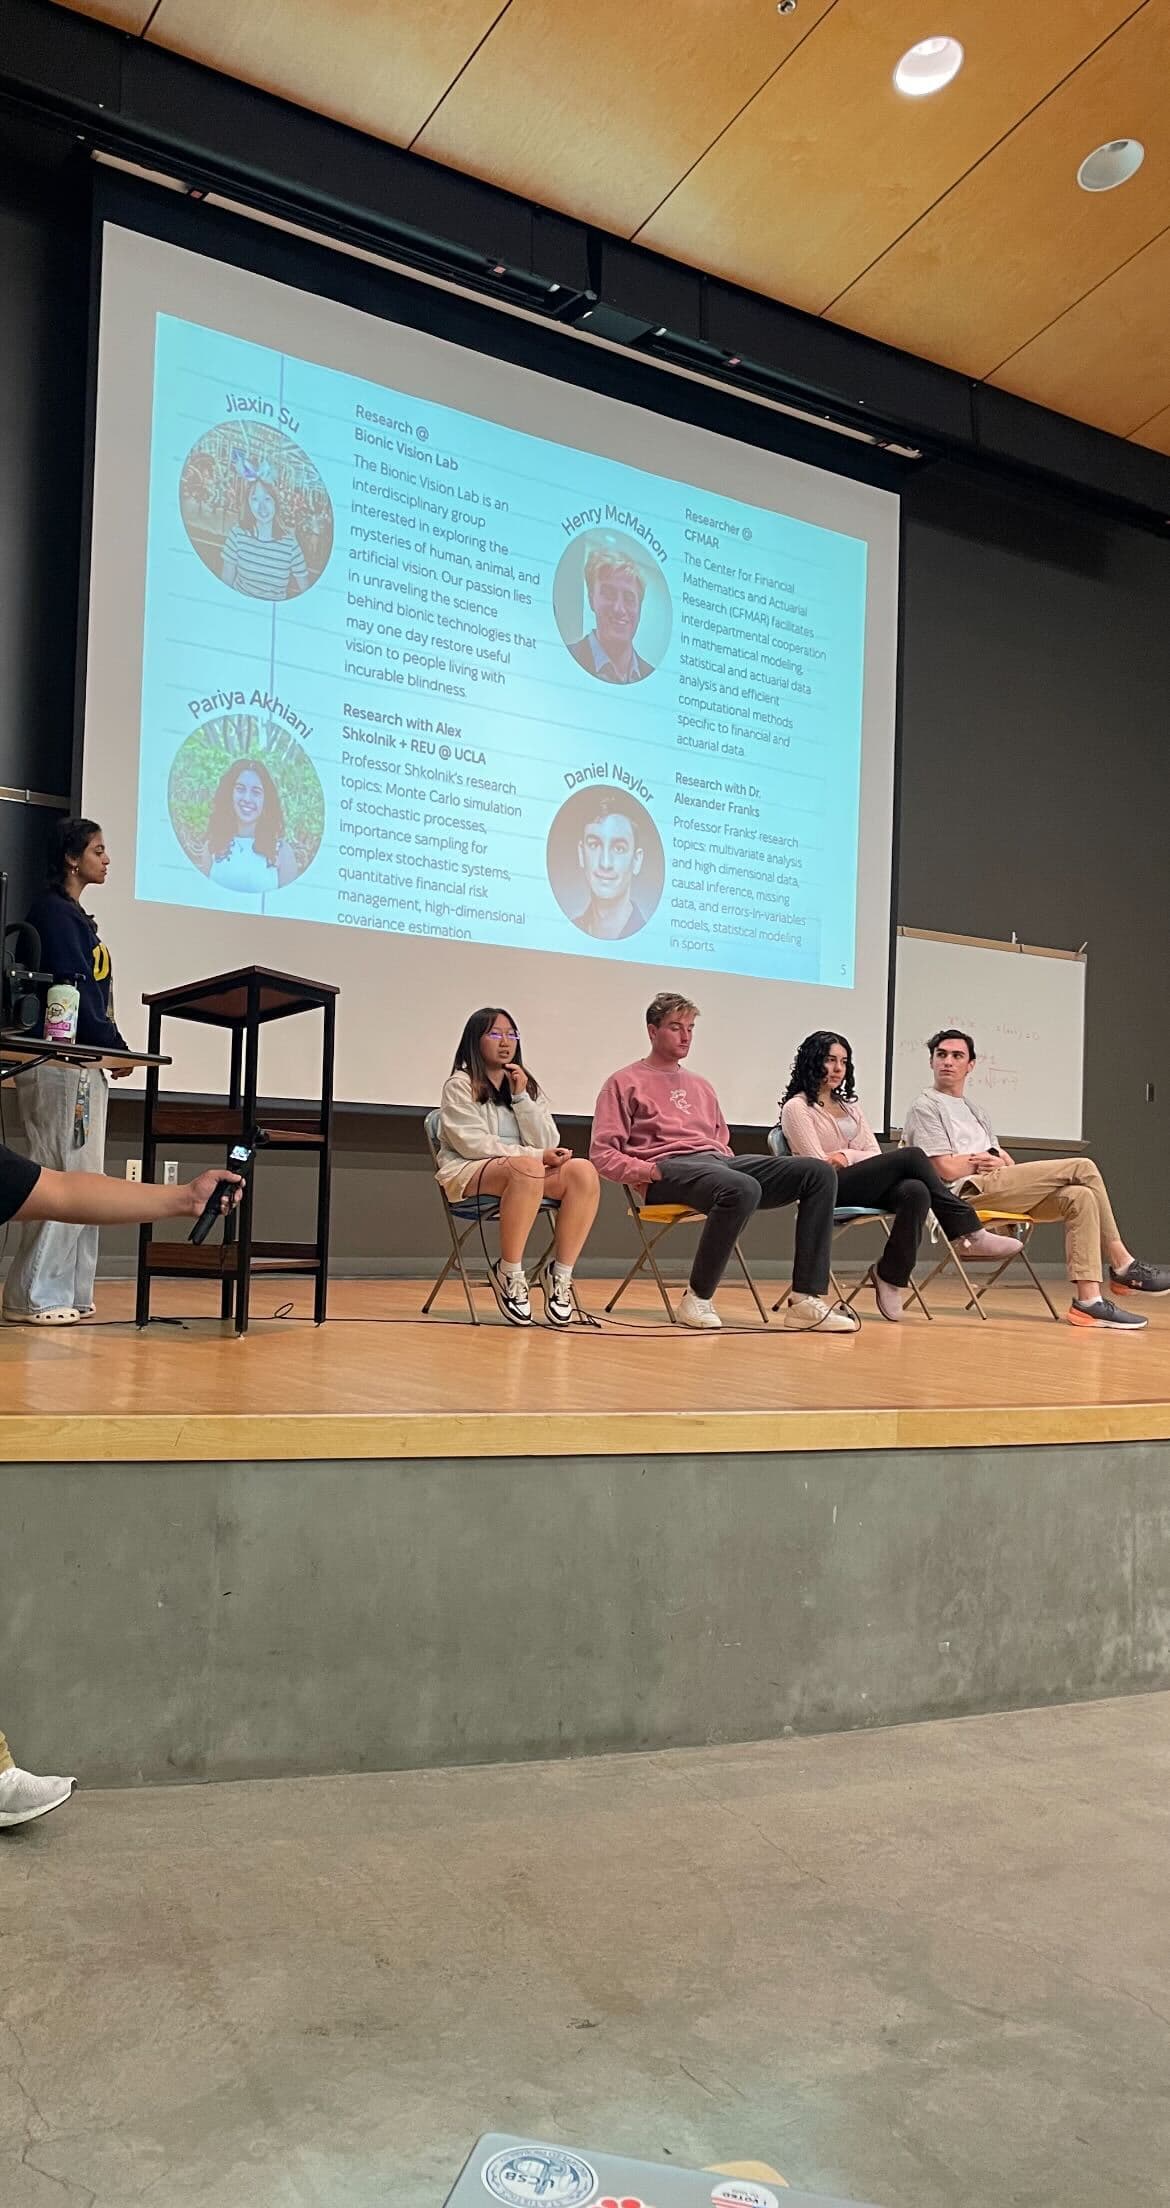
[634,1202,702,1225]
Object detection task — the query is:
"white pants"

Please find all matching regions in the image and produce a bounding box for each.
[3,1062,109,1316]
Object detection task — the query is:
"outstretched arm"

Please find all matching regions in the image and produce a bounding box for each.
[15,1167,242,1228]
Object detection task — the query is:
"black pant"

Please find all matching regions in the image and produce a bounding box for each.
[653,1150,836,1300]
[835,1148,980,1286]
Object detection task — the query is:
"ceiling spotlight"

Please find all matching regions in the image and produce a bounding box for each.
[1077,138,1145,192]
[894,36,964,97]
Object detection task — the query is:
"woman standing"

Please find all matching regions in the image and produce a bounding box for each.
[437,1007,600,1326]
[3,819,131,1326]
[779,1031,1018,1321]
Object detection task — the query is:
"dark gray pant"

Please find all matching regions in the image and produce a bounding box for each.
[653,1150,836,1300]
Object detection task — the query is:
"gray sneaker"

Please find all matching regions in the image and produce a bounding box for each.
[1110,1261,1170,1297]
[1069,1297,1148,1331]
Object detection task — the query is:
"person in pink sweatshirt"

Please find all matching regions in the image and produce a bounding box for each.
[590,991,854,1332]
[779,1030,1018,1322]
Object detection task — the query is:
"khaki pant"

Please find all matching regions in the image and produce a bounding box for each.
[0,1732,12,1773]
[961,1158,1122,1284]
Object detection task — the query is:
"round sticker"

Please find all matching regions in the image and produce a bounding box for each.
[481,2146,598,2208]
[711,2187,780,2208]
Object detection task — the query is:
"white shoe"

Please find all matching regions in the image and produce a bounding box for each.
[0,1767,76,1828]
[2,1306,80,1326]
[488,1262,532,1326]
[538,1260,574,1328]
[678,1288,721,1329]
[958,1229,1021,1261]
[783,1294,861,1334]
[874,1276,905,1322]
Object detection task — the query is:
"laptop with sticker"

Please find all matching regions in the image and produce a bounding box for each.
[443,2132,880,2208]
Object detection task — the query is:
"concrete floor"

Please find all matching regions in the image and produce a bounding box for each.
[3,1698,1169,2208]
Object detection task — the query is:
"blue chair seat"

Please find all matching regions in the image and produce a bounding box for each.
[448,1194,559,1221]
[832,1205,886,1222]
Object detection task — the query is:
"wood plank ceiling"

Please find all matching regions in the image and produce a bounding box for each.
[53,0,1170,450]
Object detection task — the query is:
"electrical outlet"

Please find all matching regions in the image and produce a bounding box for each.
[126,1158,142,1183]
[163,1159,179,1185]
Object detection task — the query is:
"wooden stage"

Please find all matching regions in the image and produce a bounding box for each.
[3,1273,1170,1462]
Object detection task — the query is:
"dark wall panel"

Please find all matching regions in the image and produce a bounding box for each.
[0,138,87,916]
[899,463,1170,1243]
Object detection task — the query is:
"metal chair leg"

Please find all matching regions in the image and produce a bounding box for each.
[732,1238,770,1324]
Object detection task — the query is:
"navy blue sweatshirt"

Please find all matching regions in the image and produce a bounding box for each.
[24,889,128,1051]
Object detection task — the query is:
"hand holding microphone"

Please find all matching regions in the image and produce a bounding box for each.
[188,1132,268,1243]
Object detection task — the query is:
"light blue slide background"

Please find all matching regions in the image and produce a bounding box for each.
[137,312,869,987]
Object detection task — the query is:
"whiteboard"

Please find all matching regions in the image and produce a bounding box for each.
[892,930,1085,1143]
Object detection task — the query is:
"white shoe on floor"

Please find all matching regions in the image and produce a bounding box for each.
[874,1276,905,1322]
[782,1294,861,1334]
[958,1229,1020,1261]
[2,1306,80,1326]
[0,1768,76,1828]
[678,1288,721,1329]
[487,1262,532,1326]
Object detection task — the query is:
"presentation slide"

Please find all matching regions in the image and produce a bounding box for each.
[83,226,900,1118]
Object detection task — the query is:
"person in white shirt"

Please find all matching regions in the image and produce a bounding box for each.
[902,1028,1170,1328]
[436,1007,599,1327]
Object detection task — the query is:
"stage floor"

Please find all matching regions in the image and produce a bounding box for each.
[2,1274,1170,1460]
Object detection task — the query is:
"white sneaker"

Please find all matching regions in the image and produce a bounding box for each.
[488,1262,532,1326]
[783,1294,861,1334]
[958,1229,1021,1261]
[678,1288,721,1329]
[0,1767,76,1828]
[538,1260,574,1328]
[874,1276,905,1322]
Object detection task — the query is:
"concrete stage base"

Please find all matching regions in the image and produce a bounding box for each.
[5,1440,1170,1786]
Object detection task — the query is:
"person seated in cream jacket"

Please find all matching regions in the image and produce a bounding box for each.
[437,1006,599,1328]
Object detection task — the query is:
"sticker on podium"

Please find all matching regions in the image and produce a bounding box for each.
[481,2145,598,2208]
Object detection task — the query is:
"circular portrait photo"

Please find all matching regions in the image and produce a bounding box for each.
[547,783,665,942]
[553,528,671,687]
[179,421,334,600]
[168,715,325,897]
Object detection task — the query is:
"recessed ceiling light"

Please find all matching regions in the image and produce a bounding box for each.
[1077,138,1145,192]
[894,36,964,97]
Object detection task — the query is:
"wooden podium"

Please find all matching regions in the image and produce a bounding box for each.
[134,966,338,1335]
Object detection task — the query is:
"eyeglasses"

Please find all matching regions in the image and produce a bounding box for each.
[486,1031,519,1044]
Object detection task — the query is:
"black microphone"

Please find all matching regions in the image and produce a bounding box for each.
[189,1132,268,1243]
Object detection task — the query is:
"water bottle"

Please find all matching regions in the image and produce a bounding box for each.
[44,977,81,1045]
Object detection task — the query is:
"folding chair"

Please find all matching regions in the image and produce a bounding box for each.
[421,1110,579,1324]
[765,1124,933,1318]
[917,1207,1062,1321]
[604,1187,769,1325]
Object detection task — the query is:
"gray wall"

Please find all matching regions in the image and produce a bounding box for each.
[4,1439,1169,1784]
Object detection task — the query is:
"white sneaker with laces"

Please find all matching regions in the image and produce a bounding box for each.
[539,1261,574,1328]
[489,1262,532,1326]
[678,1288,721,1329]
[783,1294,861,1334]
[0,1767,76,1828]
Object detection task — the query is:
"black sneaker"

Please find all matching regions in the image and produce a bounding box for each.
[538,1259,574,1328]
[1069,1297,1148,1331]
[1110,1261,1170,1296]
[488,1261,532,1326]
